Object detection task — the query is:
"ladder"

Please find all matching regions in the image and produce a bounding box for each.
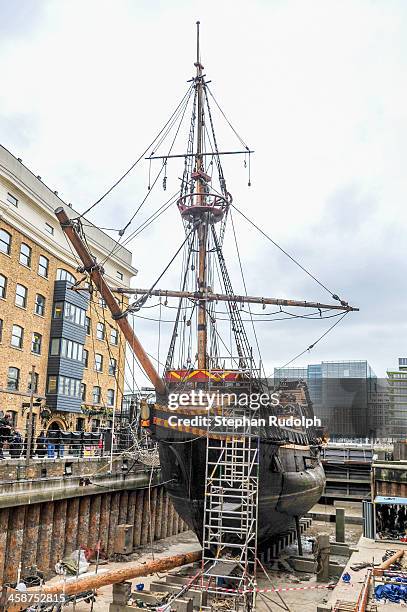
[201,400,260,611]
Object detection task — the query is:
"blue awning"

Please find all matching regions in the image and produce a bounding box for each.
[375,496,407,505]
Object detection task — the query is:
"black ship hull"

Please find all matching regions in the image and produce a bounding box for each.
[157,433,325,545]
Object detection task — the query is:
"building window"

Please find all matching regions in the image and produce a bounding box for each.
[7,411,17,426]
[57,376,80,397]
[76,417,85,431]
[38,255,49,278]
[92,386,101,404]
[116,271,123,280]
[65,302,86,326]
[0,229,11,255]
[110,329,118,345]
[27,372,39,393]
[107,389,115,407]
[11,324,23,348]
[83,348,89,368]
[85,316,91,335]
[47,376,57,393]
[19,243,32,267]
[35,294,46,316]
[32,332,42,354]
[109,357,117,376]
[60,338,83,361]
[0,319,2,342]
[7,193,18,207]
[50,338,60,355]
[0,274,7,299]
[53,302,85,326]
[96,322,105,340]
[92,418,101,431]
[53,302,63,318]
[15,284,28,308]
[56,268,76,284]
[99,297,106,309]
[45,222,54,235]
[94,353,103,372]
[81,383,86,401]
[7,367,20,390]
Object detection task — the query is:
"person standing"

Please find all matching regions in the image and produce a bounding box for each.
[9,429,23,458]
[35,430,47,458]
[54,428,64,459]
[0,412,12,459]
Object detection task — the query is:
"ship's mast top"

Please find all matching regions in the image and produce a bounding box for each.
[194,20,204,193]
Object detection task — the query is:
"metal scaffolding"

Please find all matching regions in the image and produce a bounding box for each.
[200,375,260,610]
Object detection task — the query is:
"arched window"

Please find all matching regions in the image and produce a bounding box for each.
[0,229,11,255]
[56,268,76,284]
[19,243,32,267]
[0,274,7,299]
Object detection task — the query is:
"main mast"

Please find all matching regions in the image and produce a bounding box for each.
[195,21,208,370]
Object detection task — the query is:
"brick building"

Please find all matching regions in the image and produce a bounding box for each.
[0,145,137,436]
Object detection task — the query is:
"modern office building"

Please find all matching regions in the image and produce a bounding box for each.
[274,360,377,438]
[386,358,407,439]
[0,144,137,435]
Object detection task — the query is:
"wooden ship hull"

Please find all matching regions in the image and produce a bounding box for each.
[151,378,326,547]
[157,434,325,545]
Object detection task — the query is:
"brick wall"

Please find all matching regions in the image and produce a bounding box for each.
[0,218,128,434]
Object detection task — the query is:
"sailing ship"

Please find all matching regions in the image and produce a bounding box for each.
[56,22,357,572]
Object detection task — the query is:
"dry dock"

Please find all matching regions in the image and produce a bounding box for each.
[320,536,407,611]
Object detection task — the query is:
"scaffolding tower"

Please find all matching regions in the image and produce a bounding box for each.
[200,375,260,611]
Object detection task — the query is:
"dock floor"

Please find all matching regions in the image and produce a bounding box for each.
[325,535,407,611]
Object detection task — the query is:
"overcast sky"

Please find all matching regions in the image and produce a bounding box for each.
[1,0,406,383]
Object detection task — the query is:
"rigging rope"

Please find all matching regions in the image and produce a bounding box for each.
[274,311,350,373]
[231,203,346,303]
[78,84,193,219]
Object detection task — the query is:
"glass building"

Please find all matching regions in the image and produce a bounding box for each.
[274,360,377,438]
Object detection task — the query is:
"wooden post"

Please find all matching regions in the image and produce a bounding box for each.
[65,497,80,555]
[140,490,150,546]
[133,490,144,548]
[0,508,9,583]
[50,500,67,570]
[36,502,54,576]
[316,534,330,582]
[295,516,303,556]
[99,493,111,552]
[335,507,345,543]
[21,504,40,571]
[4,506,25,583]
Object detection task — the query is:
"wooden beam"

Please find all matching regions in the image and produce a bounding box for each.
[113,287,359,312]
[54,207,166,395]
[4,550,202,611]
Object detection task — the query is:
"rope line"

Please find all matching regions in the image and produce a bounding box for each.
[231,203,343,301]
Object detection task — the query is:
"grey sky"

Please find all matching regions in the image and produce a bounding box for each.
[1,0,406,383]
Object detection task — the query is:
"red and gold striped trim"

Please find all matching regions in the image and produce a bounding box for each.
[165,369,242,382]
